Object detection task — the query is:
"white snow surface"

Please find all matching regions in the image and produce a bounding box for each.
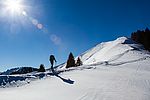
[0,37,150,100]
[80,37,147,65]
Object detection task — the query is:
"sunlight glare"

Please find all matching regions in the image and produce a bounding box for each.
[5,0,23,14]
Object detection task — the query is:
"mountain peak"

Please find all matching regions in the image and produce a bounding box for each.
[80,37,148,65]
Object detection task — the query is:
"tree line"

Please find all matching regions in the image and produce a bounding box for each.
[131,28,150,51]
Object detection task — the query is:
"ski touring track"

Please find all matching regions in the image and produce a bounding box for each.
[75,59,150,100]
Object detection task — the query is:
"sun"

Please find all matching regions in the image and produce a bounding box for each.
[4,0,24,14]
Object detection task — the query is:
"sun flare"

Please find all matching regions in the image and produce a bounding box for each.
[4,0,24,14]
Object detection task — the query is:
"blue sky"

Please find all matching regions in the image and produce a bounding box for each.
[0,0,150,71]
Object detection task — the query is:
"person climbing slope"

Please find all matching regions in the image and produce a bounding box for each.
[49,55,57,73]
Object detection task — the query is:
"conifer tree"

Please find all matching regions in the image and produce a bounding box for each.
[76,57,83,66]
[39,64,46,72]
[131,28,150,51]
[66,52,75,68]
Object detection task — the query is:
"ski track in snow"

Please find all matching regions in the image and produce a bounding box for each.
[88,56,150,67]
[76,64,150,100]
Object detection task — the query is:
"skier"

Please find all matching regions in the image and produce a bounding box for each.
[49,55,57,73]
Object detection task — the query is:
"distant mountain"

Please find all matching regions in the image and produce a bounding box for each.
[1,67,38,75]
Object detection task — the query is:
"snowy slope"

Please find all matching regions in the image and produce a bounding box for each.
[0,37,150,100]
[80,37,149,65]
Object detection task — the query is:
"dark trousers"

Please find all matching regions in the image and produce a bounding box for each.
[50,60,54,73]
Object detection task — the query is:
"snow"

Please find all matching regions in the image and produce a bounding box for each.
[0,37,150,100]
[80,37,148,65]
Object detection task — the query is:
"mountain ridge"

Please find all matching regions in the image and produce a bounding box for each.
[78,37,149,65]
